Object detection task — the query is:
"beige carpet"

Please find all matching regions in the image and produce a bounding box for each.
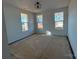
[9,34,73,59]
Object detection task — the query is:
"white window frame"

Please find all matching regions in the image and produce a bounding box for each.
[54,11,64,30]
[36,14,43,29]
[21,13,29,32]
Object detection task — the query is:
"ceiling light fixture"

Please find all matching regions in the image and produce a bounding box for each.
[34,0,41,9]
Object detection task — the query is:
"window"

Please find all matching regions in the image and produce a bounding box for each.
[37,15,43,29]
[21,13,28,31]
[54,12,64,30]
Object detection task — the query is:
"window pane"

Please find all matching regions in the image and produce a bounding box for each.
[21,13,28,23]
[55,21,63,27]
[37,15,43,23]
[22,23,28,31]
[37,23,43,29]
[55,12,64,21]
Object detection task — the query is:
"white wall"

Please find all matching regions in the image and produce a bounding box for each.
[36,7,68,36]
[2,4,10,59]
[68,0,77,57]
[3,3,35,44]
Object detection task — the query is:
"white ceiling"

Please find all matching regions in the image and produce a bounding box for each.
[3,0,70,13]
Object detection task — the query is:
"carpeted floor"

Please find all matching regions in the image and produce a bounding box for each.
[9,34,73,59]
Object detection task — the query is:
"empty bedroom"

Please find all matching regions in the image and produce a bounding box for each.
[3,0,77,59]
